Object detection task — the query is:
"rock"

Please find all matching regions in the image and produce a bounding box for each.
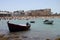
[13,38,22,40]
[0,37,9,40]
[0,34,5,38]
[22,36,28,38]
[46,38,50,40]
[55,38,60,40]
[4,34,20,40]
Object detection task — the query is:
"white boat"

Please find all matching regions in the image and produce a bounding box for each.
[43,20,53,24]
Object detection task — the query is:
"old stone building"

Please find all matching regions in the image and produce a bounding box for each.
[26,9,52,16]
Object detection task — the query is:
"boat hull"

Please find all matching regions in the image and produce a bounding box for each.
[44,22,53,24]
[7,22,30,32]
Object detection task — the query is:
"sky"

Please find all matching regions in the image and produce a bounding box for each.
[0,0,60,13]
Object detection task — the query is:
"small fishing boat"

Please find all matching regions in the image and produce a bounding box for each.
[30,21,35,23]
[43,20,53,24]
[7,21,31,32]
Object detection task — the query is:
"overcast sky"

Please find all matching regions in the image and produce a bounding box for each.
[0,0,60,13]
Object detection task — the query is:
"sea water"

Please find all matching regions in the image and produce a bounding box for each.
[0,18,60,40]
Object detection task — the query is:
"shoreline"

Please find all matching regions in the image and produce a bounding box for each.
[0,32,60,40]
[0,16,60,20]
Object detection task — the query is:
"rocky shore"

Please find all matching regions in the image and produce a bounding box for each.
[0,34,60,40]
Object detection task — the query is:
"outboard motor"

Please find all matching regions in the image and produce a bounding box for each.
[26,22,31,26]
[26,22,29,26]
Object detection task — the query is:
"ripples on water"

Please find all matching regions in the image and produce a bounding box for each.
[0,18,60,40]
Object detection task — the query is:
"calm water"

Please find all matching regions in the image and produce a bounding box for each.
[0,18,60,40]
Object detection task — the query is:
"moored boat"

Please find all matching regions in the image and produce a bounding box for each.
[43,20,53,24]
[30,21,35,23]
[7,21,31,32]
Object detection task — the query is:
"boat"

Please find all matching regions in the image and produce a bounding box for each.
[43,20,53,24]
[30,21,35,23]
[7,21,31,32]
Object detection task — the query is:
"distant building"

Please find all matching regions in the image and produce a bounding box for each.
[25,10,32,16]
[26,9,52,16]
[13,10,25,16]
[0,11,12,17]
[0,9,53,17]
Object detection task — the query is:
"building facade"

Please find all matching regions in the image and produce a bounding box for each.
[0,11,12,17]
[26,9,52,16]
[12,10,25,16]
